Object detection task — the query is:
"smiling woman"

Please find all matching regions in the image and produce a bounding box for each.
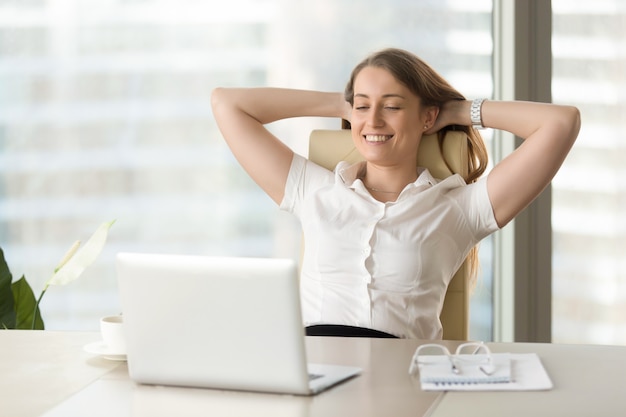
[211,47,579,339]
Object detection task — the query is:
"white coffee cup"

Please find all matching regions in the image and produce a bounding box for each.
[100,315,126,354]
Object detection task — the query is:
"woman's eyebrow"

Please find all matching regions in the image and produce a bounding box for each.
[354,93,406,99]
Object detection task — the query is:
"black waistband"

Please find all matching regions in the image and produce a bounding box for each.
[305,324,398,338]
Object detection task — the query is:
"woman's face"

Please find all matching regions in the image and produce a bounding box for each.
[350,66,435,167]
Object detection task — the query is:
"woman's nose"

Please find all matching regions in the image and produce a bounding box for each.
[366,108,384,127]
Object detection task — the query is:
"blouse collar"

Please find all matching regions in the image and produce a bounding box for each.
[336,161,438,197]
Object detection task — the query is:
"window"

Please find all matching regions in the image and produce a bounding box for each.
[551,0,626,345]
[0,0,494,335]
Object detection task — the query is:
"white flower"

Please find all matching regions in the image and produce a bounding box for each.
[44,220,116,290]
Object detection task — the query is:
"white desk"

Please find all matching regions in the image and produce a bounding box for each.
[2,331,626,417]
[430,342,626,417]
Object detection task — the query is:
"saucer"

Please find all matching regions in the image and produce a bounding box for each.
[84,341,127,361]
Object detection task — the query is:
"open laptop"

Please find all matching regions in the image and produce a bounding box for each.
[116,252,361,395]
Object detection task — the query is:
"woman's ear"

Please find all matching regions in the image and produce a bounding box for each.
[422,106,440,132]
[425,106,440,127]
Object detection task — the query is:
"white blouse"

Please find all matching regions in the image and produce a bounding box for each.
[280,154,499,339]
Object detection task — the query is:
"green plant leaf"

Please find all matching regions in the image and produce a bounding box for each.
[0,247,17,329]
[11,276,44,330]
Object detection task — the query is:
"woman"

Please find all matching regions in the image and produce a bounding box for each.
[211,48,580,339]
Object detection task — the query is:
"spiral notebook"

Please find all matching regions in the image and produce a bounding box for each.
[418,353,552,391]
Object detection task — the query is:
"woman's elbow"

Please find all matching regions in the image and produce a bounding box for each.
[563,105,582,142]
[210,87,227,112]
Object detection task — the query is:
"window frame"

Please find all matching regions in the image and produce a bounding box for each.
[492,0,553,343]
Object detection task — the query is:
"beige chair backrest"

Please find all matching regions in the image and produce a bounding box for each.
[308,129,470,340]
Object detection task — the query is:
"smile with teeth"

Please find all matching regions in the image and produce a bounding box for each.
[364,134,393,143]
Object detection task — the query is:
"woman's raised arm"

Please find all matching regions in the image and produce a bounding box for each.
[429,99,581,227]
[211,88,347,204]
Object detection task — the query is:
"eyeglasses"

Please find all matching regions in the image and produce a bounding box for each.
[409,342,494,376]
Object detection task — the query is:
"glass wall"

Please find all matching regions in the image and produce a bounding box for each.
[552,0,626,344]
[0,0,493,337]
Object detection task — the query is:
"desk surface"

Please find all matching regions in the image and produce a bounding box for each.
[2,331,626,417]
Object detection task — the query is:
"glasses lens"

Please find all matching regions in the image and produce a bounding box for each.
[416,345,449,364]
[457,343,487,355]
[455,343,491,365]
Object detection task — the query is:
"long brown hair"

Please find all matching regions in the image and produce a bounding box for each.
[344,48,489,285]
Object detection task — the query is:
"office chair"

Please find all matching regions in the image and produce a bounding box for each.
[306,129,470,340]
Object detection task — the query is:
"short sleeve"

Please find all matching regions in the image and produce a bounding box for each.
[448,176,500,241]
[279,154,334,217]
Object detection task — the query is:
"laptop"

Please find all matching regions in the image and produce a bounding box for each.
[116,252,361,395]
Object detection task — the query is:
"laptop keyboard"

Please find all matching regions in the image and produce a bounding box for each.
[308,373,324,381]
